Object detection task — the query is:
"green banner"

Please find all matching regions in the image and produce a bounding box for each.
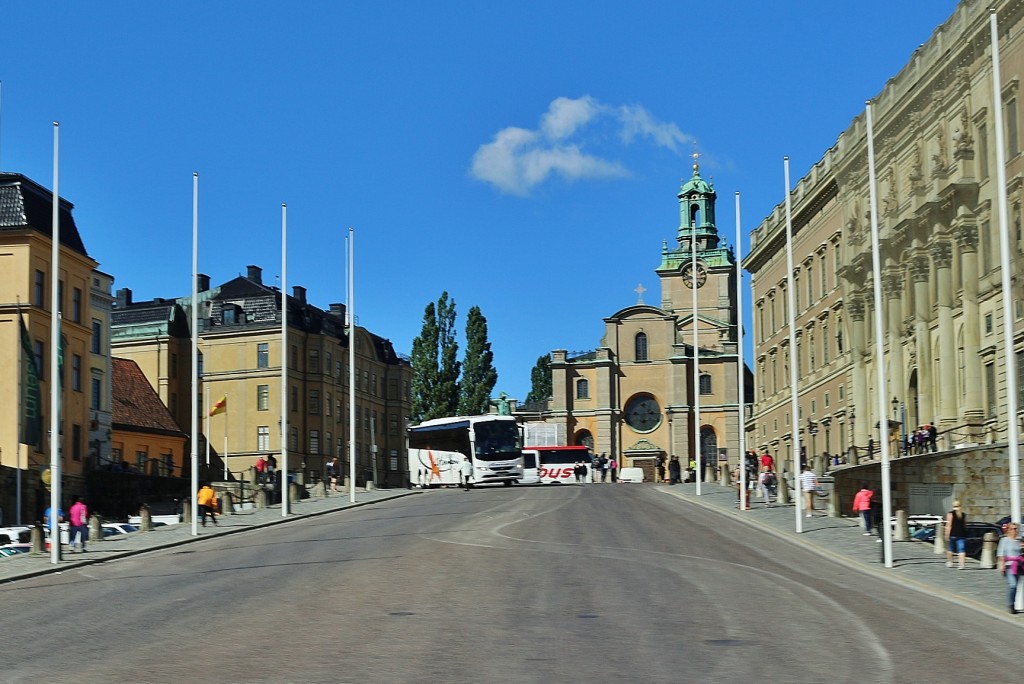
[19,312,41,447]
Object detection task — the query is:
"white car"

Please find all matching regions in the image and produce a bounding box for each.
[890,514,944,533]
[101,523,139,537]
[0,527,32,545]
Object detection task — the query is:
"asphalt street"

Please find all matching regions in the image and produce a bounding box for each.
[2,483,1020,683]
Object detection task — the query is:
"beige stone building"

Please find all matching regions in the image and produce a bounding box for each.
[112,266,414,488]
[546,164,748,479]
[745,0,1024,515]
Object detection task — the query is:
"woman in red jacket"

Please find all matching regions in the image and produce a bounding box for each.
[852,484,874,536]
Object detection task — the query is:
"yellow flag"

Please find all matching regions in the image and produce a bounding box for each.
[209,395,227,416]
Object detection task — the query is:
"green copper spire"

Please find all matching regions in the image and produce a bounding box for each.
[657,155,732,273]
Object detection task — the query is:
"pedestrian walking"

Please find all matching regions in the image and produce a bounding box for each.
[946,500,967,569]
[927,422,938,452]
[69,496,88,553]
[460,458,474,491]
[997,522,1023,614]
[759,451,774,473]
[255,454,267,483]
[599,454,609,483]
[656,455,666,484]
[197,483,219,527]
[609,458,618,483]
[668,456,681,485]
[852,484,874,535]
[758,469,776,507]
[799,464,819,517]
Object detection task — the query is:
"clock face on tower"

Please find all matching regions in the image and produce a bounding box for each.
[683,262,707,289]
[625,395,661,432]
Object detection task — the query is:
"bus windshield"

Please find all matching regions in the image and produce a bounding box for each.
[473,421,520,461]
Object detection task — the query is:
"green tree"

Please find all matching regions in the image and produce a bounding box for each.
[436,292,461,417]
[525,353,552,405]
[410,292,461,422]
[410,301,439,424]
[458,305,498,415]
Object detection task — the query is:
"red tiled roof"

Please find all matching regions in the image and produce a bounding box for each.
[111,358,185,435]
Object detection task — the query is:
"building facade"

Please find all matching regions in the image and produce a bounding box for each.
[0,172,99,522]
[546,164,748,478]
[745,1,1024,501]
[112,266,414,487]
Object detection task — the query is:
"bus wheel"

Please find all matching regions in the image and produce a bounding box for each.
[504,480,512,487]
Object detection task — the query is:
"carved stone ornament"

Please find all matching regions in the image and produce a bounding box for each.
[954,109,973,153]
[931,128,948,174]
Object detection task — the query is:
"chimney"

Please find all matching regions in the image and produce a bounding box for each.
[329,303,345,318]
[293,285,306,305]
[115,287,132,308]
[247,265,263,284]
[197,273,210,292]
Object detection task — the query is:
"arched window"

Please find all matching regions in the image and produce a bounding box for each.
[700,426,718,466]
[576,378,590,399]
[575,430,594,451]
[699,373,712,395]
[635,332,649,362]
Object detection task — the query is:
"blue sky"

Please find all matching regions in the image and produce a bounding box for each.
[1,1,959,402]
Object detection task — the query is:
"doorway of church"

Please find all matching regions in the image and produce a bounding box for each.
[630,457,658,483]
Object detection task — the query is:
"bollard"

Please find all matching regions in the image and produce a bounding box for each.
[89,514,102,541]
[182,499,192,525]
[365,480,376,492]
[979,531,998,569]
[933,521,946,555]
[30,525,45,554]
[139,504,153,532]
[221,491,234,515]
[719,465,730,487]
[288,482,299,505]
[893,510,910,542]
[826,488,839,518]
[255,488,268,509]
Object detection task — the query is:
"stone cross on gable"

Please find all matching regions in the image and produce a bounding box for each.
[635,283,646,305]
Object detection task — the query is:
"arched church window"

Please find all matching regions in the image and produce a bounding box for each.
[699,373,712,395]
[575,430,594,451]
[635,332,649,362]
[700,427,718,466]
[576,378,590,400]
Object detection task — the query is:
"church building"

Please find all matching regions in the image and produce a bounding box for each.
[545,162,749,479]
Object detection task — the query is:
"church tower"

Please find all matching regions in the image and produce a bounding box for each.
[656,159,736,338]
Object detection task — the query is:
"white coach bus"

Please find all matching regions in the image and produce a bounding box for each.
[407,415,524,488]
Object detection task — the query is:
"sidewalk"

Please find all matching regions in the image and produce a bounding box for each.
[0,488,419,584]
[658,481,1019,621]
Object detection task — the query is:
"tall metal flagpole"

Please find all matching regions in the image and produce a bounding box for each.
[190,172,199,536]
[281,204,289,516]
[990,8,1022,527]
[692,181,702,496]
[784,157,803,532]
[348,227,357,503]
[990,7,1024,613]
[736,192,747,510]
[866,102,894,567]
[49,122,61,564]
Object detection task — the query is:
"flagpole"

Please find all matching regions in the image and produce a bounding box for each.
[736,191,747,510]
[205,384,210,467]
[990,8,1022,529]
[190,172,199,536]
[784,157,804,532]
[866,102,894,566]
[223,414,228,481]
[692,161,702,496]
[990,7,1024,612]
[49,122,61,564]
[16,297,22,526]
[348,227,356,503]
[281,203,289,516]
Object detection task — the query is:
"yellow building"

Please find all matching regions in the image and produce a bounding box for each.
[112,266,413,487]
[0,172,98,522]
[545,164,749,478]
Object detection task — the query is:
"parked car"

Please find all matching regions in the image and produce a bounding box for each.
[0,527,32,545]
[101,523,139,537]
[890,514,944,534]
[911,522,1002,559]
[0,544,30,557]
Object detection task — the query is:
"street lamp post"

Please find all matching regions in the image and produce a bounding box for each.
[849,407,857,466]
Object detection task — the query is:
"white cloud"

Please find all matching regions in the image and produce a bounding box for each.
[471,96,691,195]
[617,104,691,152]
